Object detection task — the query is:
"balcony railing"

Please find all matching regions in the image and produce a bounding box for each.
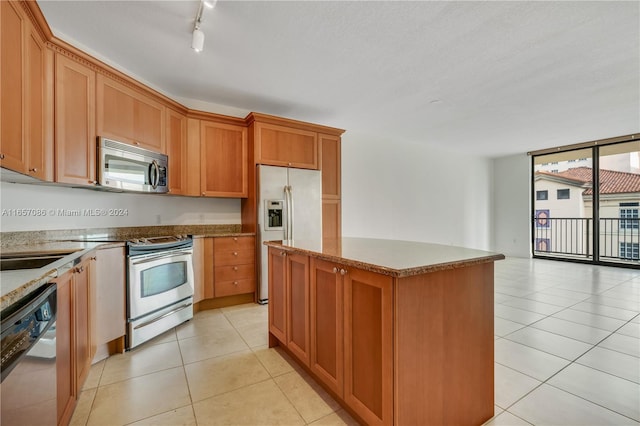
[533,217,640,264]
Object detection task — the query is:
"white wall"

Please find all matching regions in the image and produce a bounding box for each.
[341,133,493,250]
[0,182,240,231]
[492,154,531,257]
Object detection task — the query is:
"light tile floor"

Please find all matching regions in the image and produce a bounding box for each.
[72,257,640,425]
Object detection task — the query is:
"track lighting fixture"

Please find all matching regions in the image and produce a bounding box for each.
[191,0,214,53]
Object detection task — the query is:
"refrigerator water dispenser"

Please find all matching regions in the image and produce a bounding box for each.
[265,200,284,230]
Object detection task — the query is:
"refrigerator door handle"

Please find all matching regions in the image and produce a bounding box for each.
[284,185,291,240]
[289,185,294,241]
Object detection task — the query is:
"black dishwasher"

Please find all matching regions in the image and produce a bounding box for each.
[1,283,57,425]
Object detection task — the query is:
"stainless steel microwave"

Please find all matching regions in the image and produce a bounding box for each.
[98,137,168,193]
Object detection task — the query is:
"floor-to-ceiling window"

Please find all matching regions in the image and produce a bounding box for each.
[531,136,640,267]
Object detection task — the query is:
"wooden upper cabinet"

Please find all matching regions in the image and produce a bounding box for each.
[96,74,165,153]
[0,1,53,180]
[322,199,341,244]
[320,133,341,199]
[55,53,96,185]
[255,122,318,169]
[200,120,248,198]
[166,108,187,195]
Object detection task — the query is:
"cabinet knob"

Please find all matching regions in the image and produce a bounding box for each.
[332,267,338,274]
[280,251,286,257]
[201,192,205,196]
[75,266,84,273]
[233,237,238,241]
[0,154,5,159]
[340,269,347,275]
[28,168,37,173]
[233,266,238,271]
[233,281,238,285]
[233,252,238,256]
[88,180,97,184]
[133,141,139,146]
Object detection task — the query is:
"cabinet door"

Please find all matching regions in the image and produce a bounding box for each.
[55,271,75,426]
[203,237,214,299]
[96,75,165,152]
[25,19,52,181]
[310,258,344,397]
[322,199,341,245]
[74,258,94,388]
[268,247,287,343]
[55,54,96,185]
[320,134,340,199]
[166,108,187,195]
[344,267,393,426]
[0,1,27,173]
[255,123,318,169]
[94,247,125,345]
[286,253,310,366]
[200,121,248,197]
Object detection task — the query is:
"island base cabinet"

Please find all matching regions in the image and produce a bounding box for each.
[268,248,287,343]
[310,258,343,398]
[394,263,494,425]
[343,267,393,426]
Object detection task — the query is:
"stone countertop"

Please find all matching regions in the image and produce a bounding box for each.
[0,241,124,311]
[264,238,505,278]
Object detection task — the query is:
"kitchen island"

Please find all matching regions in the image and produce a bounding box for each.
[265,238,504,426]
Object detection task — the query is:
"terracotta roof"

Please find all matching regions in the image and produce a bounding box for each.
[535,167,640,195]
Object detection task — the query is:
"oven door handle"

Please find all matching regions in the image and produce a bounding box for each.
[130,251,193,266]
[133,302,193,330]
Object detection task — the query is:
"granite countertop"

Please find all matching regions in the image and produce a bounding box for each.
[0,224,255,312]
[264,238,505,277]
[0,241,124,311]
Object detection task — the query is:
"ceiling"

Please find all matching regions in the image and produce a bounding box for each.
[37,1,639,158]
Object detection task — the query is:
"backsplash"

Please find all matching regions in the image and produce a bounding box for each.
[0,181,241,232]
[0,224,243,249]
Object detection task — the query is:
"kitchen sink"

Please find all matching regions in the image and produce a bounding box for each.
[0,252,77,271]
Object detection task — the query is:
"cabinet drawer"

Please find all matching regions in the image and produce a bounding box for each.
[214,236,254,251]
[215,264,255,282]
[214,249,254,266]
[215,279,255,297]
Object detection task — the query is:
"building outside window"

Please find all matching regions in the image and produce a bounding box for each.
[536,190,548,200]
[557,189,570,200]
[620,242,639,259]
[620,204,639,229]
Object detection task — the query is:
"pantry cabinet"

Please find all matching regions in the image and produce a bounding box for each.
[55,53,96,186]
[0,0,53,180]
[200,121,248,198]
[96,74,165,153]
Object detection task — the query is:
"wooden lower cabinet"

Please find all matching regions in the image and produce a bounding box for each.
[309,258,343,397]
[286,253,310,365]
[268,247,287,343]
[343,267,393,426]
[55,256,95,426]
[55,270,74,426]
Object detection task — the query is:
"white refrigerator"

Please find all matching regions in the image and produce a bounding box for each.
[257,165,322,303]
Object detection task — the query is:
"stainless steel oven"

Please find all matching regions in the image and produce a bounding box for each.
[1,283,57,425]
[127,236,193,349]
